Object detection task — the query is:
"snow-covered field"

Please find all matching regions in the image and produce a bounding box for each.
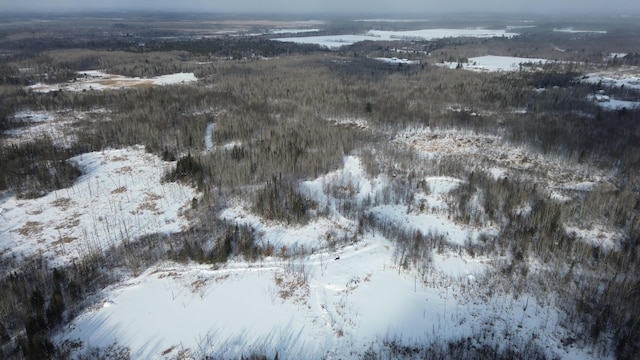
[581,70,640,90]
[273,28,519,49]
[374,57,420,65]
[581,71,640,109]
[3,109,109,147]
[367,28,518,41]
[553,27,607,34]
[268,28,321,35]
[272,34,378,49]
[439,55,551,72]
[58,245,598,359]
[0,146,197,266]
[587,94,640,110]
[28,71,197,93]
[55,155,602,359]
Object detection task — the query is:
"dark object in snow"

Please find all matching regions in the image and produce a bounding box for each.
[335,255,340,260]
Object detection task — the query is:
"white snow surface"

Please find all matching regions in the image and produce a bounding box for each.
[553,27,607,34]
[272,34,378,49]
[204,122,215,151]
[28,71,197,93]
[273,28,519,49]
[440,55,551,72]
[367,28,518,41]
[586,94,640,110]
[10,109,56,123]
[268,28,321,34]
[0,146,196,266]
[56,235,600,360]
[582,70,640,90]
[4,108,110,147]
[370,204,492,246]
[374,57,420,65]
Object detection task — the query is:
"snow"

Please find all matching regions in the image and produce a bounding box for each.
[151,72,197,85]
[204,122,215,151]
[301,155,384,207]
[597,98,640,110]
[424,176,463,195]
[581,71,640,90]
[4,108,109,147]
[439,55,551,72]
[564,225,622,251]
[54,154,603,359]
[28,71,197,93]
[586,94,640,110]
[273,28,519,49]
[10,109,56,123]
[553,27,607,34]
[272,34,378,49]
[605,53,628,60]
[505,25,537,30]
[370,204,486,246]
[487,167,508,180]
[431,251,487,278]
[220,201,353,252]
[57,264,318,359]
[373,57,420,65]
[394,127,610,194]
[268,28,320,34]
[56,233,600,360]
[367,28,519,41]
[0,146,197,266]
[324,116,369,130]
[3,119,74,147]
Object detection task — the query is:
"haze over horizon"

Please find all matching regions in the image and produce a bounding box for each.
[1,0,640,16]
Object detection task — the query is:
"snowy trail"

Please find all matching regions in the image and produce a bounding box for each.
[204,122,215,151]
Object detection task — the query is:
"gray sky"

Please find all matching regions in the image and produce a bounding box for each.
[1,0,640,14]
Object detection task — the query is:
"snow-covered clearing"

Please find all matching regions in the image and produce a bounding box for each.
[55,154,603,359]
[10,109,56,123]
[273,28,519,49]
[370,204,495,246]
[220,201,354,252]
[323,116,369,130]
[439,55,552,72]
[268,28,321,34]
[28,71,197,93]
[3,109,108,147]
[56,232,597,360]
[272,34,377,49]
[586,94,640,110]
[564,225,623,251]
[394,127,613,198]
[581,70,640,90]
[553,27,607,34]
[367,28,519,41]
[0,146,197,266]
[374,57,420,65]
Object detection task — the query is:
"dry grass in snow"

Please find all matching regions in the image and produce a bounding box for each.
[0,146,197,266]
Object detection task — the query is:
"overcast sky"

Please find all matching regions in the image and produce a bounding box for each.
[1,0,640,15]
